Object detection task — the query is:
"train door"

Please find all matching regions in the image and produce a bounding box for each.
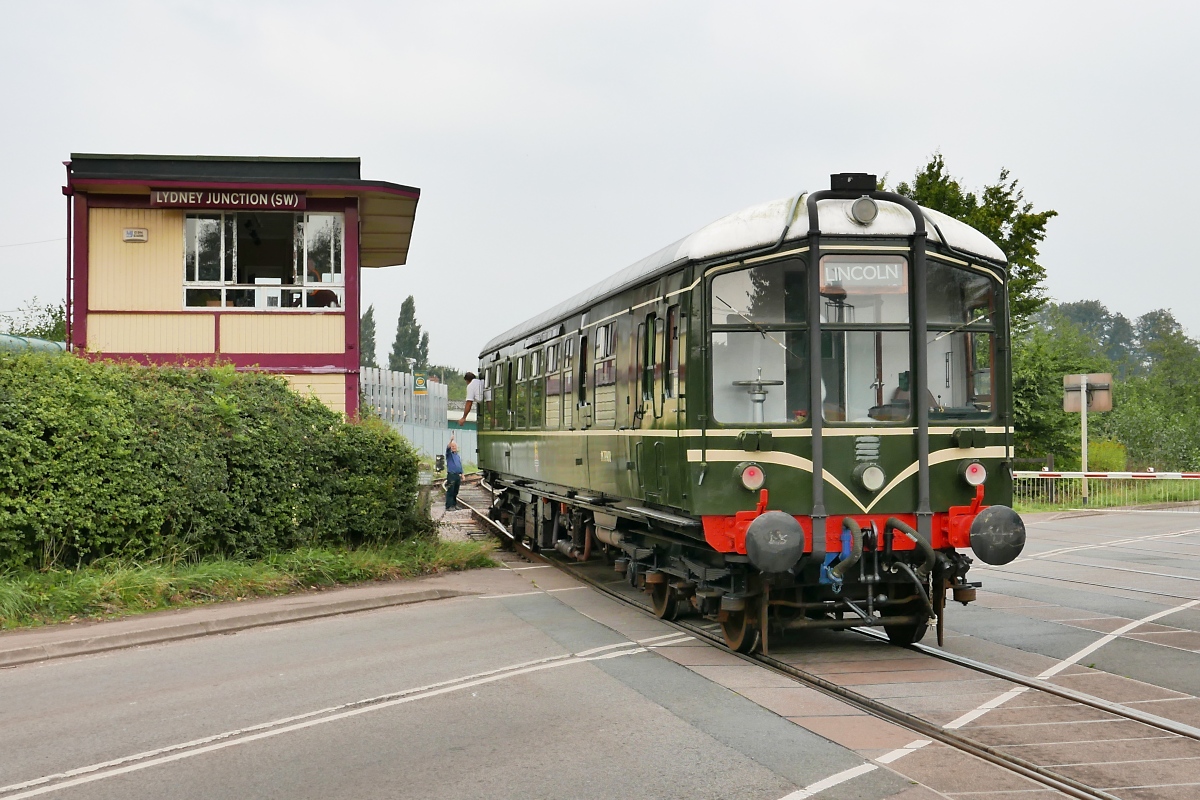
[514,356,528,429]
[562,338,575,429]
[637,312,662,501]
[498,360,512,430]
[544,343,561,430]
[529,349,544,428]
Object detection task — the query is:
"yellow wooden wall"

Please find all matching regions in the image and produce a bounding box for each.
[282,373,346,412]
[84,205,344,360]
[89,313,215,353]
[89,208,184,311]
[221,314,345,353]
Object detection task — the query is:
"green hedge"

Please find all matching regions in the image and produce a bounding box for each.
[0,353,428,570]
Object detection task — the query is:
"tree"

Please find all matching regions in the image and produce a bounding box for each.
[895,154,1057,329]
[388,296,429,372]
[1010,308,1108,465]
[1050,300,1135,374]
[359,305,379,368]
[1,298,66,341]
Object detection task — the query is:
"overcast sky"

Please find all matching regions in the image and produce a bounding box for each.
[2,2,1196,369]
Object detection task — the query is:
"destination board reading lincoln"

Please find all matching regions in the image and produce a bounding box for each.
[63,154,420,414]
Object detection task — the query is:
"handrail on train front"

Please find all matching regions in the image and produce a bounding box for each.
[803,189,933,545]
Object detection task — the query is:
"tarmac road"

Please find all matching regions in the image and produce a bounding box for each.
[0,565,916,800]
[960,509,1200,699]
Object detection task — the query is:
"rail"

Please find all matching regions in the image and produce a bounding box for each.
[452,482,1178,800]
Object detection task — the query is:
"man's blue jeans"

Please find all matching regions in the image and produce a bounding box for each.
[445,473,462,509]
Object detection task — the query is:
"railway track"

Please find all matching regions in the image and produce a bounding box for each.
[450,478,1200,800]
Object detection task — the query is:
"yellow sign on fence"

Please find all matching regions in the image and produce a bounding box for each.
[414,372,428,396]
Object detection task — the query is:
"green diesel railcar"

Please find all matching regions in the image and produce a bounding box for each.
[477,174,1025,653]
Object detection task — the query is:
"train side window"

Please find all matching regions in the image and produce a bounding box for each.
[666,305,680,398]
[644,314,657,400]
[546,344,558,373]
[562,338,574,395]
[594,323,616,387]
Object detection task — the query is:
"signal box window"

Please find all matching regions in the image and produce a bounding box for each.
[183,211,344,310]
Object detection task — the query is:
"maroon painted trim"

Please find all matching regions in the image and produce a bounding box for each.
[86,194,354,211]
[71,177,420,200]
[85,309,346,316]
[89,352,349,370]
[65,189,73,349]
[72,194,89,351]
[214,313,221,353]
[344,201,360,417]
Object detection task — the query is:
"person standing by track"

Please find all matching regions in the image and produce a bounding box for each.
[444,438,463,511]
[459,371,482,426]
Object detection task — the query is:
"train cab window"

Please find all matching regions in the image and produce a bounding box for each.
[710,258,810,424]
[816,256,911,423]
[821,331,910,423]
[819,255,907,324]
[711,258,807,326]
[926,262,998,420]
[926,262,994,325]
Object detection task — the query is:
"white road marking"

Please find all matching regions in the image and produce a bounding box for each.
[574,641,642,657]
[1014,529,1200,563]
[1037,598,1200,680]
[638,632,690,644]
[647,635,694,648]
[546,586,588,593]
[505,565,552,571]
[875,739,932,764]
[1039,560,1200,584]
[476,590,543,599]
[776,763,878,799]
[937,598,1200,734]
[0,646,650,799]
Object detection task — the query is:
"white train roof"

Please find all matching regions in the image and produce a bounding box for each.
[481,194,1007,355]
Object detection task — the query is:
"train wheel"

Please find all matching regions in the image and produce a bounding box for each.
[721,605,761,653]
[882,603,929,645]
[650,582,679,621]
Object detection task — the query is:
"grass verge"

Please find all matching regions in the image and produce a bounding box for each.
[0,538,495,630]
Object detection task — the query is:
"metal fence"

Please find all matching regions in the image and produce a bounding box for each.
[1013,471,1200,511]
[360,367,477,462]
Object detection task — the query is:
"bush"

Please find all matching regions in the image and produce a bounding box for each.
[1087,440,1127,472]
[0,352,429,570]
